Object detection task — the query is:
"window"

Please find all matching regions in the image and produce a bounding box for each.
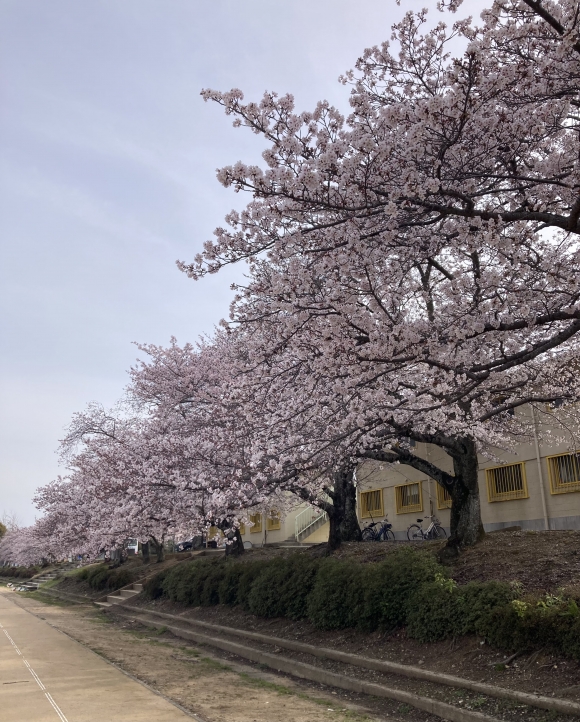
[249,513,262,533]
[547,453,580,494]
[436,483,452,509]
[486,463,528,502]
[360,489,384,518]
[238,522,246,535]
[395,482,423,514]
[266,510,281,531]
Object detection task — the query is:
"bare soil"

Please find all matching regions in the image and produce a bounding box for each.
[449,530,580,593]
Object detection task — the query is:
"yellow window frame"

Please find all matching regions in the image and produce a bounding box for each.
[395,482,423,514]
[249,513,262,533]
[238,522,246,535]
[359,489,384,519]
[436,483,452,510]
[546,452,580,494]
[266,510,281,531]
[485,462,528,502]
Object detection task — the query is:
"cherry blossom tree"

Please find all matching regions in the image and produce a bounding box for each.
[0,526,48,567]
[181,0,580,553]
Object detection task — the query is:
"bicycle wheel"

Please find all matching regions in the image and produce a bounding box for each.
[431,524,447,539]
[381,528,396,542]
[407,524,423,541]
[361,527,377,542]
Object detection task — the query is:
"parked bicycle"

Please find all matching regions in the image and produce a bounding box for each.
[361,517,395,542]
[406,515,446,541]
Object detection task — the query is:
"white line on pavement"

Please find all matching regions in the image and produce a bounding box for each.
[45,691,69,722]
[1,620,70,721]
[23,658,46,690]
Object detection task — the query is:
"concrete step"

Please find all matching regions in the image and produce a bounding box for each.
[133,583,143,592]
[119,589,139,598]
[106,595,125,604]
[95,601,112,608]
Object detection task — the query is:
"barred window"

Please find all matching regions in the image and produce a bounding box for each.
[238,522,246,535]
[547,453,580,494]
[360,489,384,518]
[436,483,452,509]
[249,513,262,533]
[486,463,528,502]
[395,482,423,514]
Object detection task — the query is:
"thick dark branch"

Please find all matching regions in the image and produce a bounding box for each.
[521,0,580,55]
[359,448,455,491]
[413,199,576,233]
[470,319,580,375]
[478,395,568,421]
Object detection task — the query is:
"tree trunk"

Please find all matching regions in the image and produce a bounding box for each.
[443,437,485,559]
[150,537,165,563]
[327,466,362,550]
[225,528,245,557]
[141,541,150,565]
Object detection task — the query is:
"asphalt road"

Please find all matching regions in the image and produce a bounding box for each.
[0,588,194,721]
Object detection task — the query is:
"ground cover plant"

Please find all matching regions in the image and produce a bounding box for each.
[144,548,580,660]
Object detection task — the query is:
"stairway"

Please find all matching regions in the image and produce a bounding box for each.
[294,505,329,543]
[16,563,74,591]
[95,582,143,608]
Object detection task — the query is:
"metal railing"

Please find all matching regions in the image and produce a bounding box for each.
[294,504,328,541]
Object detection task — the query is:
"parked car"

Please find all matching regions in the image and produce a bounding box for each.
[175,536,202,552]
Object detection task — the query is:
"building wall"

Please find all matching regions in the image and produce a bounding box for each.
[238,504,307,547]
[357,419,580,538]
[237,409,580,544]
[302,521,330,543]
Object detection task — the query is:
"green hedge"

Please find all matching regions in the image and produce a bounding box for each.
[74,564,134,591]
[141,548,580,660]
[0,565,39,579]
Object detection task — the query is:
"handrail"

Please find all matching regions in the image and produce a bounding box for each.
[295,504,328,540]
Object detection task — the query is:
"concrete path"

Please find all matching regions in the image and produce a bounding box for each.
[0,589,194,721]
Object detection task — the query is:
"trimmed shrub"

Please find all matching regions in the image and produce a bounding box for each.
[200,563,227,606]
[218,563,250,606]
[126,549,580,662]
[235,561,269,611]
[76,564,135,591]
[358,548,442,632]
[163,561,224,607]
[248,556,320,620]
[75,567,91,582]
[481,595,580,658]
[280,555,321,620]
[307,559,364,630]
[0,566,39,579]
[406,577,465,642]
[143,570,167,600]
[461,581,515,636]
[107,568,133,590]
[87,566,110,590]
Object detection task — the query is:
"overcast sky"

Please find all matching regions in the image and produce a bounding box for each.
[0,0,487,524]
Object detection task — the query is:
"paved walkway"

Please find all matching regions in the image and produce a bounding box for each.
[0,589,193,721]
